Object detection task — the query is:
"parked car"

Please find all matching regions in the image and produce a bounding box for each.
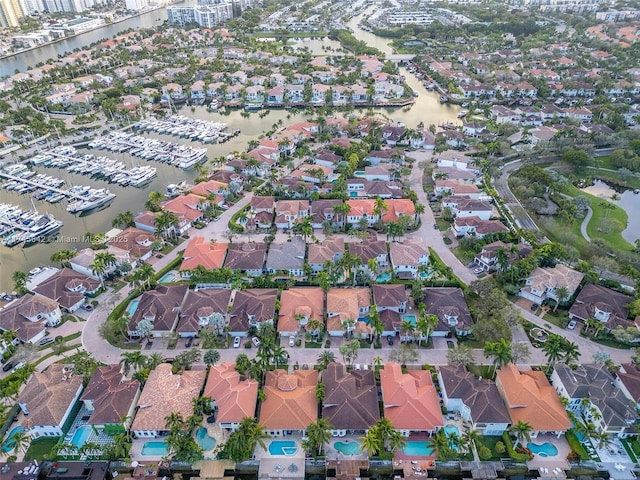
[233,336,241,348]
[473,268,483,274]
[567,320,577,330]
[39,337,54,347]
[2,362,14,372]
[185,337,193,348]
[386,335,394,346]
[531,303,539,312]
[81,304,93,312]
[289,336,296,347]
[11,362,25,373]
[252,337,261,348]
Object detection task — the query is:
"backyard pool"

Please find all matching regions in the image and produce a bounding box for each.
[376,272,391,283]
[402,315,417,326]
[2,426,25,452]
[402,441,435,457]
[195,427,217,450]
[141,441,168,456]
[71,425,93,448]
[527,442,558,457]
[269,440,298,455]
[354,171,365,177]
[334,441,361,455]
[419,271,433,280]
[444,424,460,437]
[127,299,139,316]
[159,273,175,283]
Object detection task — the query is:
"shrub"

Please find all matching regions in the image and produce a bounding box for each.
[325,339,331,347]
[495,441,506,455]
[244,341,252,349]
[566,430,590,460]
[479,446,492,461]
[502,432,531,463]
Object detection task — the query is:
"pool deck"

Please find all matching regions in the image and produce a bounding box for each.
[326,437,368,461]
[393,433,437,463]
[526,435,571,472]
[199,424,229,459]
[130,438,168,461]
[254,436,305,462]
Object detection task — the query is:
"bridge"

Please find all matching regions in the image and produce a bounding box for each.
[386,54,416,64]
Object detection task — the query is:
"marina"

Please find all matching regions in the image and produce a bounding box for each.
[133,115,240,144]
[0,203,63,247]
[88,131,209,169]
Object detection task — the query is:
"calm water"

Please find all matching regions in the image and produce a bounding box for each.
[0,7,460,291]
[581,179,640,244]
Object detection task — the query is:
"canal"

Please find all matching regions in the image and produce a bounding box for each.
[0,6,459,292]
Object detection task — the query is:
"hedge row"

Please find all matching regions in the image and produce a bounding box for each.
[502,432,530,463]
[566,430,590,461]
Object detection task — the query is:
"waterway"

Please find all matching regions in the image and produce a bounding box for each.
[581,179,640,245]
[0,6,460,292]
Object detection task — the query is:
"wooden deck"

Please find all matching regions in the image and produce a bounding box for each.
[326,458,370,480]
[459,461,504,479]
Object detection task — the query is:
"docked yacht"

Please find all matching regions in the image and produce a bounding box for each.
[67,189,116,214]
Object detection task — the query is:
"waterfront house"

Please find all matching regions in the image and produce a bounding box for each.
[373,284,408,337]
[80,365,140,432]
[266,237,306,278]
[0,293,61,343]
[277,287,324,337]
[33,268,99,313]
[203,362,258,432]
[106,227,155,266]
[223,242,267,277]
[260,369,319,437]
[518,264,585,305]
[131,364,206,438]
[496,363,572,438]
[177,288,232,337]
[438,364,511,435]
[380,362,444,435]
[326,288,370,337]
[568,283,633,330]
[190,179,229,199]
[19,364,84,439]
[389,239,429,280]
[69,247,129,281]
[322,363,380,435]
[228,288,277,337]
[126,285,189,339]
[423,288,473,337]
[179,237,228,277]
[551,363,638,437]
[161,194,209,234]
[307,237,345,273]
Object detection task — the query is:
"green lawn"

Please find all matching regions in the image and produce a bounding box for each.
[24,437,58,460]
[475,435,505,461]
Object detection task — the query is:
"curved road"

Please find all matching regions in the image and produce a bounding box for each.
[79,151,632,367]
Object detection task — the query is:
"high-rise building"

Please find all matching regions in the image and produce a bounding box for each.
[124,0,147,11]
[19,0,44,14]
[167,2,233,27]
[0,0,24,28]
[42,0,91,13]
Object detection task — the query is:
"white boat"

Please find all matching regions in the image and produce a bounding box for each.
[67,189,116,213]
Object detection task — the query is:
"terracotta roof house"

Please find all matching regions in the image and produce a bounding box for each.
[19,364,84,438]
[190,179,228,199]
[307,237,344,273]
[278,287,324,336]
[474,241,533,273]
[380,362,443,434]
[519,264,585,305]
[551,363,638,437]
[345,199,378,228]
[452,216,509,238]
[349,239,389,278]
[496,363,572,436]
[326,288,371,337]
[438,364,511,435]
[614,363,640,404]
[229,288,277,336]
[69,246,128,280]
[274,199,310,229]
[423,288,473,337]
[259,369,319,435]
[203,362,258,431]
[310,199,343,229]
[265,237,306,277]
[80,365,140,429]
[126,284,189,338]
[568,284,632,331]
[0,293,61,343]
[223,242,267,277]
[131,363,206,437]
[251,196,275,213]
[322,363,380,433]
[373,284,408,336]
[179,237,228,277]
[106,227,155,265]
[178,288,232,337]
[389,239,429,280]
[33,268,99,313]
[160,193,208,234]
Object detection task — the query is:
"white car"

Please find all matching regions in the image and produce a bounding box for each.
[233,336,241,348]
[473,268,484,274]
[289,336,296,347]
[567,320,577,330]
[252,337,261,348]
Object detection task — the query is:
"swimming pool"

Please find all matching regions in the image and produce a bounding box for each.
[402,441,435,457]
[402,314,417,326]
[159,273,175,283]
[141,441,168,456]
[354,171,365,177]
[195,427,216,450]
[70,425,93,448]
[269,440,298,455]
[334,441,361,455]
[127,299,139,316]
[444,424,460,437]
[419,271,433,280]
[376,272,391,282]
[527,442,558,457]
[2,426,25,452]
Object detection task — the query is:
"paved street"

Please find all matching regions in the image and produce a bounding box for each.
[74,151,634,369]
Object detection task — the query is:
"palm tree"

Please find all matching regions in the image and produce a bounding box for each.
[50,249,76,267]
[12,271,28,294]
[306,419,333,456]
[542,335,566,373]
[165,412,186,432]
[145,352,165,370]
[563,341,581,366]
[90,258,108,287]
[95,251,117,273]
[415,311,437,346]
[554,286,570,312]
[120,351,146,376]
[387,430,407,454]
[373,196,388,223]
[360,426,383,457]
[332,202,351,231]
[112,211,135,229]
[204,349,220,366]
[510,420,533,448]
[400,319,414,343]
[8,429,30,455]
[592,430,614,449]
[484,339,514,375]
[317,350,336,370]
[137,263,155,289]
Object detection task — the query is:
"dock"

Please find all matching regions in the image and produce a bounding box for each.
[0,171,88,202]
[326,458,369,480]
